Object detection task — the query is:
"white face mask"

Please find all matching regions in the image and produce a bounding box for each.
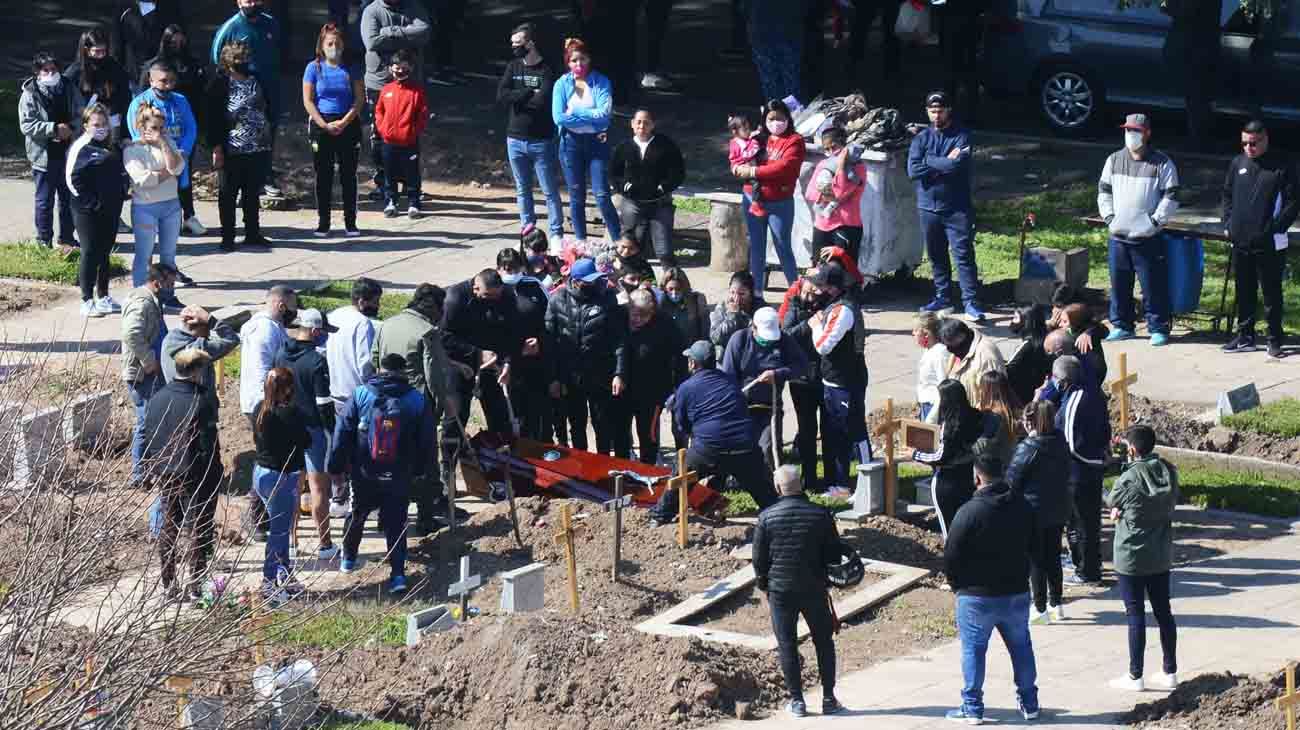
[501,272,522,285]
[138,1,156,14]
[767,119,788,136]
[1124,130,1144,152]
[37,72,61,89]
[324,46,342,63]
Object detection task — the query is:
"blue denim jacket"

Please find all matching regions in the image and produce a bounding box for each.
[551,70,612,135]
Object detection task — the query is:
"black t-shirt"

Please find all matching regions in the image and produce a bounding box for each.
[497,58,557,141]
[252,402,312,473]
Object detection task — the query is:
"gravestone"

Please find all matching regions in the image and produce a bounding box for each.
[180,697,226,730]
[837,460,886,522]
[10,406,64,490]
[1217,383,1261,422]
[499,562,546,614]
[405,604,456,646]
[62,390,113,452]
[915,479,934,507]
[252,660,319,730]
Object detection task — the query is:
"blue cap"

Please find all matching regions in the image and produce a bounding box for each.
[570,257,604,283]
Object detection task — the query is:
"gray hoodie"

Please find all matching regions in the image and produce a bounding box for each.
[359,0,432,91]
[18,76,85,172]
[1105,454,1180,576]
[162,318,240,412]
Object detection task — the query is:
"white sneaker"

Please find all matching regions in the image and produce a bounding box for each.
[1146,672,1178,691]
[80,299,103,319]
[318,544,340,561]
[329,501,352,518]
[1029,607,1050,625]
[640,72,675,90]
[262,183,284,199]
[1047,603,1066,621]
[183,216,207,235]
[1108,675,1144,691]
[96,295,121,315]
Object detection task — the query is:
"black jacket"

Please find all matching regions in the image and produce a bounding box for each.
[787,294,866,389]
[273,338,334,430]
[753,494,843,594]
[116,2,185,81]
[440,279,522,370]
[67,136,128,214]
[1005,432,1073,527]
[496,57,556,141]
[252,401,312,473]
[64,59,132,127]
[943,481,1034,596]
[545,285,628,388]
[1004,340,1053,407]
[510,276,550,373]
[781,295,821,383]
[609,134,686,204]
[623,312,686,404]
[1223,150,1300,249]
[141,380,221,485]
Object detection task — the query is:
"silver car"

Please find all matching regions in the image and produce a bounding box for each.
[982,0,1300,134]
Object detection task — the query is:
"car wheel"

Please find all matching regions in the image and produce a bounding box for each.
[1037,67,1101,135]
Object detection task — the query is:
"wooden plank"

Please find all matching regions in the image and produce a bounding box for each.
[636,622,777,652]
[640,565,756,626]
[795,565,930,639]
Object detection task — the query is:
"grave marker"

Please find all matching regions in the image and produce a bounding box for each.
[869,398,902,518]
[1217,383,1261,422]
[164,676,194,728]
[900,418,940,453]
[405,604,456,645]
[447,554,481,618]
[10,406,63,490]
[61,390,112,452]
[667,449,699,548]
[499,562,546,613]
[552,503,582,613]
[604,472,634,582]
[1107,352,1139,432]
[242,609,273,666]
[1278,662,1299,730]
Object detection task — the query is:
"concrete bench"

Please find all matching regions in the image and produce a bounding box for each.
[692,191,748,273]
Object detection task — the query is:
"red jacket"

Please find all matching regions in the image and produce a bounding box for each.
[374,79,428,147]
[745,132,805,201]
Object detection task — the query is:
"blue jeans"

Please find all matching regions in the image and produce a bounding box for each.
[304,425,328,474]
[252,465,301,584]
[920,208,980,308]
[822,382,867,488]
[558,130,620,241]
[507,137,565,237]
[33,158,75,246]
[128,373,162,484]
[956,592,1039,718]
[743,193,797,292]
[131,199,182,287]
[749,26,802,101]
[1108,235,1170,335]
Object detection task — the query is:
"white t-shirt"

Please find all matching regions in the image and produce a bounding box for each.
[633,135,653,158]
[567,87,597,135]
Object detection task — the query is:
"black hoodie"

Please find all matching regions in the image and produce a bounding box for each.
[273,338,333,430]
[943,481,1035,596]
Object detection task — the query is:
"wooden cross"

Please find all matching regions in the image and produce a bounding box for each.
[215,360,224,405]
[869,397,902,518]
[495,445,524,548]
[1107,352,1139,432]
[164,675,194,728]
[667,449,699,548]
[1278,662,1299,730]
[552,503,582,613]
[604,472,635,582]
[447,554,481,618]
[242,609,273,666]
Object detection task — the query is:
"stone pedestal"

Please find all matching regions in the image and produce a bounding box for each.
[701,193,747,273]
[500,562,546,614]
[406,604,456,646]
[62,390,113,452]
[837,460,886,522]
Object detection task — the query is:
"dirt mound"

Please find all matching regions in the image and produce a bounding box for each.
[1124,665,1293,730]
[1117,395,1300,465]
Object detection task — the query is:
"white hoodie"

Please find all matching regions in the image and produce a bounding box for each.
[238,311,286,414]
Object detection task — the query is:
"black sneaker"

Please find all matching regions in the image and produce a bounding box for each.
[823,696,845,715]
[313,224,330,238]
[219,240,236,252]
[1223,334,1257,353]
[368,187,386,202]
[175,271,195,287]
[243,235,273,248]
[1269,340,1285,358]
[786,699,808,718]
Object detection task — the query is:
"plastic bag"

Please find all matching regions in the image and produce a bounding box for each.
[894,0,931,42]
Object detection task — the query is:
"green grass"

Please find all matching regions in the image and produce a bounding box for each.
[720,462,934,517]
[0,80,20,153]
[322,722,410,730]
[673,195,712,215]
[267,608,407,649]
[0,242,128,285]
[1222,398,1300,439]
[1104,463,1300,518]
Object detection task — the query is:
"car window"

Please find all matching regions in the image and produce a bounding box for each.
[1047,0,1171,26]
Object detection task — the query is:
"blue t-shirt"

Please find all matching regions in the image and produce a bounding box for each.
[303,60,356,116]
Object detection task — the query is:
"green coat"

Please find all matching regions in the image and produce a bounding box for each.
[1105,455,1180,576]
[370,308,450,419]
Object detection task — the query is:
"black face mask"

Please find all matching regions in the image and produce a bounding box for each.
[575,283,595,299]
[360,303,380,318]
[621,280,637,294]
[282,309,297,326]
[231,62,251,76]
[240,5,260,17]
[511,45,529,59]
[811,294,832,312]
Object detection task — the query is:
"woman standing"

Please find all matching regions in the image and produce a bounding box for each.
[123,103,185,309]
[975,370,1023,465]
[303,23,364,238]
[1006,400,1071,623]
[141,24,208,238]
[1005,304,1053,406]
[913,378,984,537]
[732,99,803,293]
[551,37,620,245]
[67,102,128,319]
[206,41,272,251]
[660,267,709,344]
[709,270,766,348]
[66,28,131,145]
[251,367,313,603]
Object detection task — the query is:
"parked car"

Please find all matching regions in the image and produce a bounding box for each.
[982,0,1300,134]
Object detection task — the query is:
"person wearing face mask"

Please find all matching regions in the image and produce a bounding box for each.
[497,248,551,440]
[659,267,709,345]
[780,273,827,493]
[360,0,432,199]
[375,49,429,219]
[123,103,187,309]
[211,0,284,199]
[615,258,654,305]
[545,257,629,455]
[239,285,298,539]
[939,317,1005,407]
[1097,113,1179,348]
[710,271,767,349]
[609,109,687,268]
[614,289,686,464]
[20,52,84,252]
[304,23,366,238]
[325,277,384,517]
[720,306,809,472]
[499,22,564,242]
[66,103,129,319]
[732,99,804,293]
[116,0,183,89]
[206,41,274,250]
[67,28,133,149]
[141,25,208,238]
[551,38,620,247]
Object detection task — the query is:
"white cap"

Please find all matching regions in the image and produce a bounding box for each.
[753,307,780,341]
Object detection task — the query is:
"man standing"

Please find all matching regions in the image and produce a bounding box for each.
[497,248,550,439]
[498,23,563,241]
[609,109,686,267]
[1222,120,1299,358]
[1098,113,1179,347]
[162,305,240,410]
[116,0,184,87]
[239,285,296,537]
[752,465,844,719]
[545,258,628,455]
[781,276,827,493]
[616,289,685,464]
[650,341,779,523]
[128,60,200,270]
[943,452,1040,724]
[940,318,1005,406]
[1051,355,1111,586]
[360,0,431,197]
[121,262,176,485]
[722,306,809,472]
[326,277,384,516]
[210,0,283,198]
[908,91,982,322]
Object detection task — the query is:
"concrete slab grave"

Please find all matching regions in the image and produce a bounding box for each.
[499,562,546,614]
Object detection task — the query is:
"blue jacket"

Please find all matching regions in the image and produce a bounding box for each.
[672,367,753,451]
[328,372,436,492]
[551,70,612,135]
[1055,384,1111,475]
[907,124,973,213]
[719,329,809,407]
[210,11,281,111]
[126,88,198,187]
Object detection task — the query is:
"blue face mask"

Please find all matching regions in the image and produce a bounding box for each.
[666,291,683,303]
[314,332,328,348]
[501,272,522,285]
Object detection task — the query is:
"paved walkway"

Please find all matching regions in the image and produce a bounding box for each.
[711,517,1300,730]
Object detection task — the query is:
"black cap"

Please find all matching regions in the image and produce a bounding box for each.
[925,90,950,108]
[809,264,847,290]
[380,353,408,372]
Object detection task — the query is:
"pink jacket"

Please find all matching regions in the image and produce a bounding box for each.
[804,156,866,231]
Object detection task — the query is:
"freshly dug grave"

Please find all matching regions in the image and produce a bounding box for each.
[1119,394,1300,464]
[0,279,66,318]
[1124,664,1294,730]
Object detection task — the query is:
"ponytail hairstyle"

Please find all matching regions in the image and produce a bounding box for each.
[563,37,589,65]
[314,22,346,68]
[76,27,116,99]
[257,367,296,436]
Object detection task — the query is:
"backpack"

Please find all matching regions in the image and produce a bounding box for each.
[367,390,405,468]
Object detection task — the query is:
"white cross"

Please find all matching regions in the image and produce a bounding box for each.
[448,555,481,599]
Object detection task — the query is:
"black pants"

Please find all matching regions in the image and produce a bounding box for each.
[442,367,512,478]
[509,362,551,441]
[750,404,782,473]
[312,117,361,229]
[1117,571,1177,678]
[812,226,863,269]
[382,143,421,206]
[583,3,639,105]
[935,464,975,537]
[728,0,748,49]
[644,0,675,73]
[563,382,615,454]
[157,474,221,588]
[618,197,677,265]
[802,0,829,101]
[342,484,409,578]
[1029,524,1065,613]
[1232,245,1285,343]
[1067,464,1104,582]
[940,8,983,119]
[178,147,196,220]
[790,380,825,492]
[428,0,466,69]
[613,394,664,464]
[72,204,120,301]
[651,443,778,519]
[218,151,267,244]
[769,589,837,702]
[365,88,385,188]
[849,0,901,78]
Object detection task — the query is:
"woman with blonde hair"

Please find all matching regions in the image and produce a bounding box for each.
[124,102,186,308]
[975,369,1023,465]
[67,101,128,318]
[251,367,312,603]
